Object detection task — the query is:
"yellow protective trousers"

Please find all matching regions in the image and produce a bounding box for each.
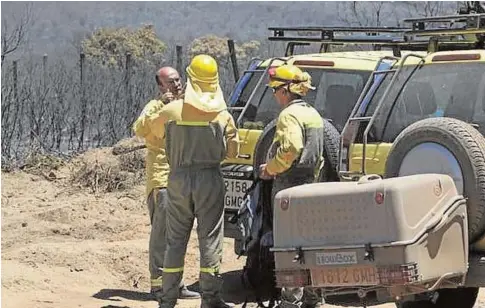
[146,188,185,296]
[160,121,227,308]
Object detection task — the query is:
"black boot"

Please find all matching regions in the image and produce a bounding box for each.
[301,303,322,308]
[150,287,162,302]
[179,285,201,299]
[200,298,235,308]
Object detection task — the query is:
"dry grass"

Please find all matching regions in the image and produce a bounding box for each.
[2,137,147,194]
[68,146,146,194]
[8,148,69,181]
[111,136,146,156]
[118,150,146,173]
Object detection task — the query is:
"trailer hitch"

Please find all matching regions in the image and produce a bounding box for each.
[358,289,368,308]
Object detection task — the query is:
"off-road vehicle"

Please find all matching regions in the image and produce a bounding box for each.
[272,8,485,308]
[222,28,429,254]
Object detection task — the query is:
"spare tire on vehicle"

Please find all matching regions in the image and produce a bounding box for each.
[319,118,341,182]
[253,119,278,179]
[252,118,341,182]
[384,117,485,243]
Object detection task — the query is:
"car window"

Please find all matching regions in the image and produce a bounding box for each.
[240,68,370,132]
[235,71,264,108]
[364,62,485,142]
[352,71,395,143]
[315,71,368,132]
[229,70,264,122]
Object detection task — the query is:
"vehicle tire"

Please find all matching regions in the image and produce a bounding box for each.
[384,117,485,243]
[319,119,341,182]
[253,119,278,179]
[253,118,341,182]
[398,287,479,308]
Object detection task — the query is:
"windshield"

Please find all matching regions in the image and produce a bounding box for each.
[239,68,370,132]
[364,62,485,142]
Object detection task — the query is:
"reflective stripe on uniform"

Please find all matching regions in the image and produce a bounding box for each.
[200,266,220,274]
[175,121,210,126]
[151,277,163,287]
[152,189,158,204]
[163,267,184,273]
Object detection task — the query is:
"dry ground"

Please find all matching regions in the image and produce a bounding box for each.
[2,147,485,308]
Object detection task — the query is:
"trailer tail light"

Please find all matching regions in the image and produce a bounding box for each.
[293,60,335,67]
[375,192,385,205]
[280,197,290,211]
[431,53,481,62]
[377,263,419,285]
[275,269,311,288]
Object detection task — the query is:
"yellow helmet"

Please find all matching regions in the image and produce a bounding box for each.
[267,64,315,96]
[268,65,304,88]
[184,54,226,112]
[186,54,219,84]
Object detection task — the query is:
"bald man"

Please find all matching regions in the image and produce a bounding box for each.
[156,67,184,103]
[133,67,200,301]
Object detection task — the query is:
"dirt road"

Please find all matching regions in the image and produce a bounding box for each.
[2,162,485,308]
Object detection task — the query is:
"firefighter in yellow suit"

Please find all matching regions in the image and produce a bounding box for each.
[259,65,324,308]
[132,67,200,301]
[147,55,239,308]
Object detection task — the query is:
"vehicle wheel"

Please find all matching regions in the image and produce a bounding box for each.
[253,118,341,182]
[318,119,341,182]
[253,119,278,179]
[398,287,479,308]
[384,117,485,243]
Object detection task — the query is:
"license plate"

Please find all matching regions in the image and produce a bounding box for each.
[311,265,378,287]
[224,178,252,210]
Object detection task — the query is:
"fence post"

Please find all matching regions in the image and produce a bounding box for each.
[125,52,132,102]
[13,60,18,102]
[42,54,48,89]
[171,45,176,67]
[11,60,19,157]
[176,45,183,77]
[125,52,133,133]
[78,52,86,151]
[227,39,240,83]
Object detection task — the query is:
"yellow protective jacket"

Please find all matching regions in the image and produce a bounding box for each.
[266,99,324,176]
[147,99,239,161]
[132,99,169,197]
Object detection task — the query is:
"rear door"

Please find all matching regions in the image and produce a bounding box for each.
[346,61,396,176]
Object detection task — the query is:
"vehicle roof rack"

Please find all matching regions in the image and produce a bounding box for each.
[402,13,485,52]
[267,26,416,56]
[268,26,410,44]
[268,20,485,57]
[402,13,485,37]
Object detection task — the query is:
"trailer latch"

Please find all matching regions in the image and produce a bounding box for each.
[364,243,375,262]
[292,247,305,264]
